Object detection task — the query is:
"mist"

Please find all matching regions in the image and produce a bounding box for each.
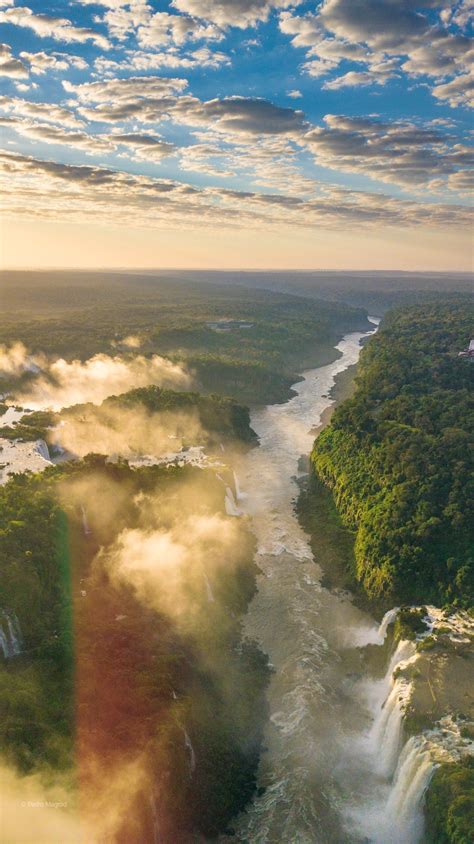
[51,403,207,459]
[15,352,190,411]
[0,342,42,377]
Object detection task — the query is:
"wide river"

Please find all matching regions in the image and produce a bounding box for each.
[227,320,411,844]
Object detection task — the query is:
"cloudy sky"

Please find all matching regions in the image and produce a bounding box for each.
[0,0,472,270]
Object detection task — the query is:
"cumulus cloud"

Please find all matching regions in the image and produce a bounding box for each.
[0,42,28,77]
[172,0,300,29]
[0,95,85,128]
[304,113,474,187]
[279,1,473,107]
[64,73,187,102]
[16,353,190,411]
[0,4,110,49]
[137,10,222,48]
[172,95,308,136]
[20,50,88,75]
[1,148,471,235]
[94,46,229,74]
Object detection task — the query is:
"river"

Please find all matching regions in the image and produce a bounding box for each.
[226,319,434,844]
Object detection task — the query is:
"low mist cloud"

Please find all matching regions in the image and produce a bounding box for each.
[0,342,42,377]
[0,765,81,844]
[52,404,205,459]
[16,352,190,411]
[104,511,239,630]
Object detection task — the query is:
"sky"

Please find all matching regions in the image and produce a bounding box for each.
[0,0,472,270]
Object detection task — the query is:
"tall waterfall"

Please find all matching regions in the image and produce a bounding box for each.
[225,487,242,517]
[184,730,196,775]
[204,572,215,603]
[0,610,23,659]
[383,737,437,843]
[81,505,91,536]
[344,608,473,844]
[233,471,246,502]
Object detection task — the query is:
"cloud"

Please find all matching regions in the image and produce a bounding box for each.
[107,130,177,160]
[20,50,88,75]
[304,113,474,188]
[137,10,222,48]
[0,42,28,77]
[172,0,300,29]
[16,352,190,411]
[64,74,187,103]
[0,117,116,155]
[94,46,230,74]
[0,95,85,128]
[1,148,471,236]
[64,76,306,138]
[172,96,308,136]
[279,1,473,107]
[432,69,474,108]
[0,4,110,49]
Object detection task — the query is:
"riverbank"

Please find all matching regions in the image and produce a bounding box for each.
[301,302,473,844]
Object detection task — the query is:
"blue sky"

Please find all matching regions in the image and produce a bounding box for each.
[0,1,472,269]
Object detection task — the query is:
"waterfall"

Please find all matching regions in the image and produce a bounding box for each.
[150,793,161,844]
[233,470,247,502]
[35,439,51,461]
[369,677,411,778]
[81,506,91,536]
[348,606,400,647]
[0,628,10,659]
[225,487,242,517]
[0,610,22,658]
[204,572,215,603]
[184,730,196,774]
[377,607,400,643]
[384,737,437,843]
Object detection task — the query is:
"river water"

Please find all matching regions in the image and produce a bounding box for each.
[227,319,425,844]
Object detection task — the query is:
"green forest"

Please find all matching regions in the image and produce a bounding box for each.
[0,457,270,841]
[311,301,474,608]
[0,271,369,406]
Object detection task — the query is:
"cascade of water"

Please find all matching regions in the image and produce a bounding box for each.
[184,730,196,774]
[150,793,161,844]
[204,572,215,603]
[345,606,400,647]
[233,471,247,502]
[384,737,436,843]
[35,439,51,461]
[7,611,22,656]
[377,607,400,642]
[0,610,22,658]
[81,506,91,536]
[369,677,411,778]
[0,627,11,658]
[225,487,242,517]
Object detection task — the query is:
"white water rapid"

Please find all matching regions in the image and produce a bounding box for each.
[226,320,402,844]
[223,318,461,844]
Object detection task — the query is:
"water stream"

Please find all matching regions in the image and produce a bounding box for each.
[225,319,454,844]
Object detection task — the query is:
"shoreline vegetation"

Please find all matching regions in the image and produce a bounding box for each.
[300,300,474,844]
